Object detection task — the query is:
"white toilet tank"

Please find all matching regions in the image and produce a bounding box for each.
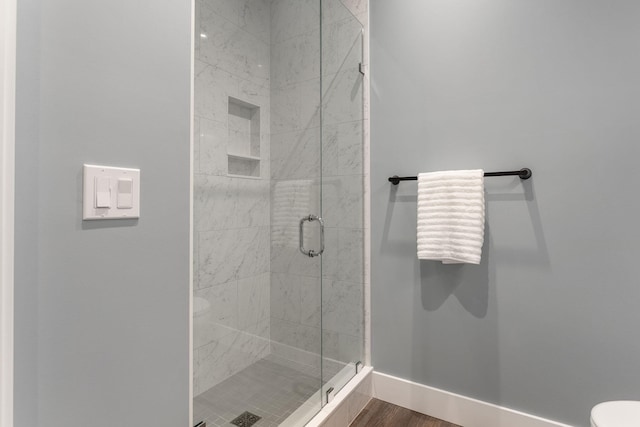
[591,401,640,427]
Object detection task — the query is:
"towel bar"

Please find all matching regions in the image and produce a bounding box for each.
[388,168,532,185]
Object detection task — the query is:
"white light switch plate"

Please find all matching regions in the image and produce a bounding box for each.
[83,164,140,220]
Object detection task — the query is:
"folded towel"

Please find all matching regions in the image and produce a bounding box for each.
[417,169,485,264]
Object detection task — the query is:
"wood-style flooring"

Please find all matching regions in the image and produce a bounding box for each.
[350,399,462,427]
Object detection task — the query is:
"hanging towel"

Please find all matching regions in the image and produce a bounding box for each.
[417,169,485,264]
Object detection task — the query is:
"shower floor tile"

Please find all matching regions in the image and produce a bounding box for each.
[193,356,324,427]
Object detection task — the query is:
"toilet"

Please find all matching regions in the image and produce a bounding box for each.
[591,401,640,427]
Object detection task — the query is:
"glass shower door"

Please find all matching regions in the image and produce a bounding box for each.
[274,0,365,418]
[320,0,365,402]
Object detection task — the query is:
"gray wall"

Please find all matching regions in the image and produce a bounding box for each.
[15,0,191,426]
[370,1,640,426]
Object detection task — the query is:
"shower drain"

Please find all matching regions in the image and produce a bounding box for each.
[230,411,261,427]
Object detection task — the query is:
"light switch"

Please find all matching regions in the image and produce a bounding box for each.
[95,176,111,208]
[83,164,140,220]
[117,178,133,208]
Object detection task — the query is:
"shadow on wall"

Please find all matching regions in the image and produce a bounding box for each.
[419,235,490,318]
[384,176,550,319]
[486,178,550,271]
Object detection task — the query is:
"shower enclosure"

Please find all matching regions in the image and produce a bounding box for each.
[192,0,365,425]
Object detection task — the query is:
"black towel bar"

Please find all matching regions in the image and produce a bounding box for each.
[388,168,532,185]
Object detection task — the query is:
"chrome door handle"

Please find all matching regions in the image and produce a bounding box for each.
[299,214,325,257]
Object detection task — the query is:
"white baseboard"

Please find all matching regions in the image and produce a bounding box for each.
[372,372,574,427]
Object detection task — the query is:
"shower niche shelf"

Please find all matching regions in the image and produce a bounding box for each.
[227,97,261,178]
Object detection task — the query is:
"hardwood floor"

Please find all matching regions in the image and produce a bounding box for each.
[350,399,462,427]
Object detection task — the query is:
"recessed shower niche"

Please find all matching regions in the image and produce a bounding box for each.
[227,97,260,178]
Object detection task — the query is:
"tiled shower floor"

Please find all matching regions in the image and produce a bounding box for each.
[193,356,341,427]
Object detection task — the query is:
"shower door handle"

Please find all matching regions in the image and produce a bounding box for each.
[299,214,325,257]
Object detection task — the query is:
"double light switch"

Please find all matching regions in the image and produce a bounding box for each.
[83,164,140,220]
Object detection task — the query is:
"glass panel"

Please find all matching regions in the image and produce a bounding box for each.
[193,0,324,425]
[320,0,365,399]
[269,0,324,424]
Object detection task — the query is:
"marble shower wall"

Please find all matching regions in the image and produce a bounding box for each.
[269,0,323,370]
[269,0,368,372]
[193,0,272,396]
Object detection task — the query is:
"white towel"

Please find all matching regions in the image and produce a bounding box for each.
[417,169,485,264]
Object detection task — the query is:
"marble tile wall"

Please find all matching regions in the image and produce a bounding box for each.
[268,0,322,372]
[269,0,368,376]
[193,0,272,396]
